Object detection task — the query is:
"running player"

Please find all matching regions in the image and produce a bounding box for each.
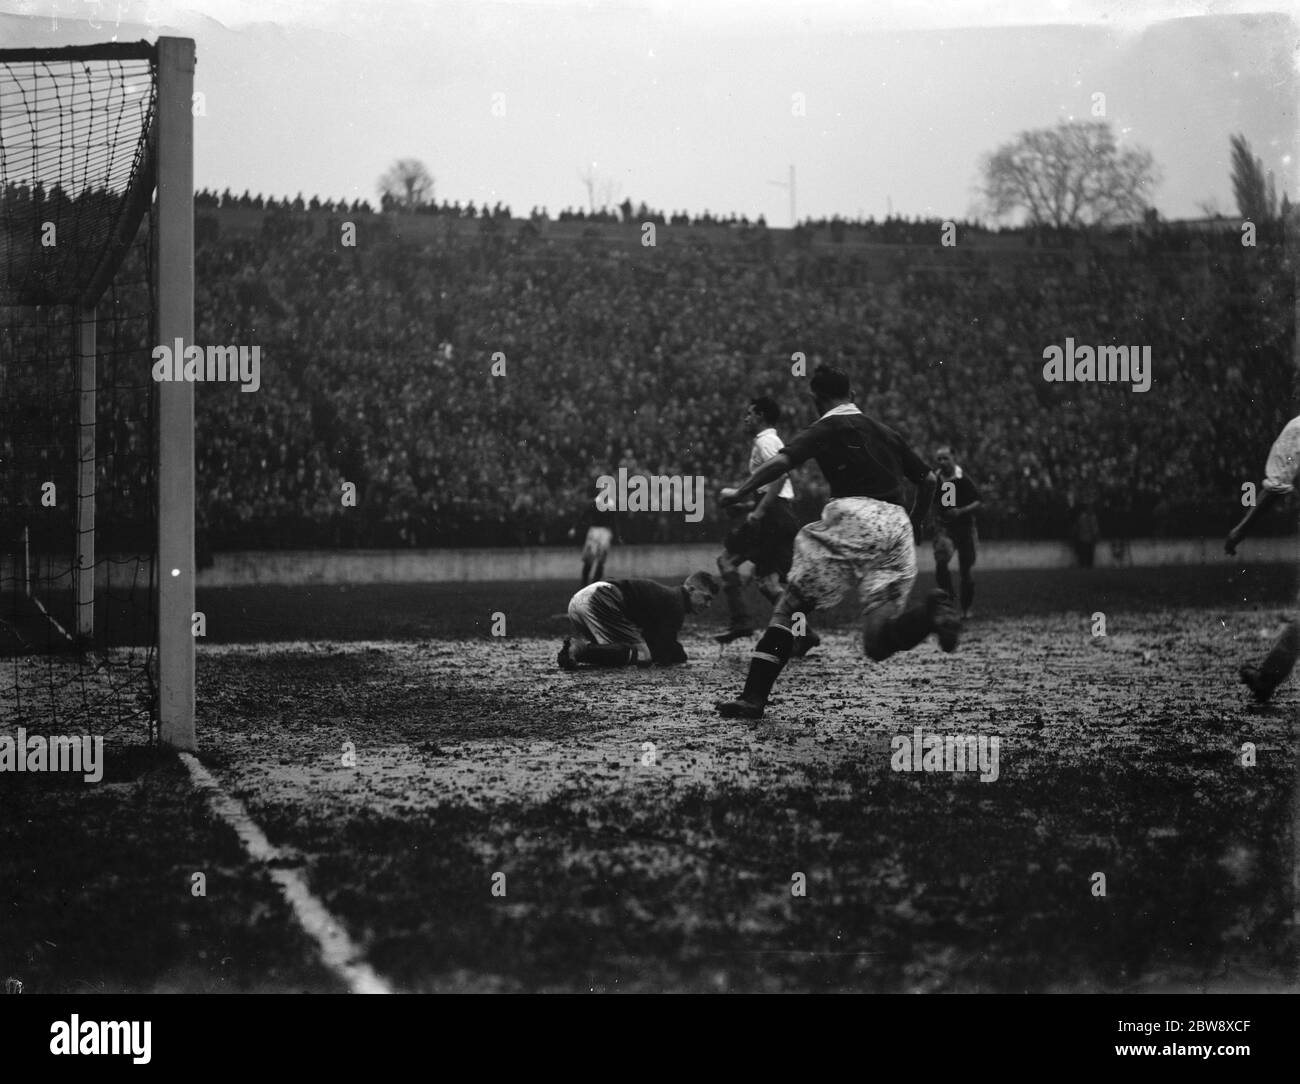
[1225,414,1300,702]
[558,571,720,669]
[715,366,960,720]
[714,396,816,654]
[571,502,620,586]
[932,445,982,619]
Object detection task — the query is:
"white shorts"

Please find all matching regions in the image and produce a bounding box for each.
[567,581,647,652]
[788,497,916,617]
[581,526,613,561]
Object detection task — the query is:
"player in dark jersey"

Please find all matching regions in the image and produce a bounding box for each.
[931,446,982,619]
[571,503,621,586]
[715,366,960,720]
[557,571,720,669]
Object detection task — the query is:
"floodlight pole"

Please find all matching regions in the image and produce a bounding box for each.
[156,37,196,751]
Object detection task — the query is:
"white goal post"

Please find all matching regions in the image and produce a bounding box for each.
[155,36,197,751]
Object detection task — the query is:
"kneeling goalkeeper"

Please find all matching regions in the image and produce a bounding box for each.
[558,572,720,669]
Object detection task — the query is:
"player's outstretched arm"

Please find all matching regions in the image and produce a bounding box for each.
[722,453,792,507]
[748,472,786,523]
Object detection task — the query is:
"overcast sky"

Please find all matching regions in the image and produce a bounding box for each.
[2,0,1296,223]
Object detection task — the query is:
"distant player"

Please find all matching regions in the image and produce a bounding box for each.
[571,502,620,586]
[714,396,816,654]
[1225,414,1300,702]
[716,366,959,720]
[932,445,982,619]
[558,571,720,669]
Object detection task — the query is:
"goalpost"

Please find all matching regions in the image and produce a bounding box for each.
[0,38,195,750]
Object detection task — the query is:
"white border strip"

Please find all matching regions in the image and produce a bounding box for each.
[179,751,393,994]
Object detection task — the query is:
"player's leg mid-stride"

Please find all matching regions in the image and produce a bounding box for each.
[715,497,960,720]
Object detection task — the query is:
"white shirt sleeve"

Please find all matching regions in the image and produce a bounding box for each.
[1262,416,1300,495]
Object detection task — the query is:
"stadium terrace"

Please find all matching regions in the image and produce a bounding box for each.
[1041,338,1151,392]
[594,468,706,522]
[151,338,261,392]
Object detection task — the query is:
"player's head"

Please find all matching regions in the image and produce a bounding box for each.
[935,446,956,474]
[809,365,852,413]
[683,570,721,612]
[746,396,781,432]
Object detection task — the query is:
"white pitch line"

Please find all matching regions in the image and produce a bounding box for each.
[178,752,393,994]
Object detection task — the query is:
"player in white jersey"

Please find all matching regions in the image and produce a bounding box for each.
[714,397,816,655]
[1225,414,1300,701]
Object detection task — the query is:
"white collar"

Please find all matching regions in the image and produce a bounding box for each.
[817,403,862,421]
[755,427,777,438]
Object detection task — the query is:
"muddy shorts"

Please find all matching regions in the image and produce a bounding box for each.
[567,581,647,650]
[581,526,613,562]
[788,497,916,617]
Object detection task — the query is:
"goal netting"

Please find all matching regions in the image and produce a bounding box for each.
[1,41,192,748]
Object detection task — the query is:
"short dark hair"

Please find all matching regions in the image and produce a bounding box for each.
[749,396,781,425]
[810,365,851,401]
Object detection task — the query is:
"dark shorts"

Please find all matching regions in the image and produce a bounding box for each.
[935,526,977,569]
[723,499,798,579]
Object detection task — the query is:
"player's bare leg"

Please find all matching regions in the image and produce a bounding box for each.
[761,572,818,657]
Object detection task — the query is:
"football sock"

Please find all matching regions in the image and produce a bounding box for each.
[740,625,793,704]
[720,569,751,628]
[960,577,975,613]
[1259,620,1300,686]
[571,642,635,667]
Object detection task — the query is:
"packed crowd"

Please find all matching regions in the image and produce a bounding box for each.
[183,202,1293,550]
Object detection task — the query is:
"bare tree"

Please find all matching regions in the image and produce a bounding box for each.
[978,120,1159,229]
[1230,134,1278,222]
[578,162,621,213]
[378,158,434,212]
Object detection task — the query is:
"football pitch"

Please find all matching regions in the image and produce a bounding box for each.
[3,564,1298,992]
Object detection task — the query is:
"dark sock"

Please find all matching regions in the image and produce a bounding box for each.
[868,604,931,660]
[572,642,635,667]
[740,625,793,704]
[961,577,974,612]
[1260,621,1300,685]
[936,563,953,596]
[721,571,750,628]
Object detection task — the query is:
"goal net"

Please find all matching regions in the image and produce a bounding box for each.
[0,40,194,750]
